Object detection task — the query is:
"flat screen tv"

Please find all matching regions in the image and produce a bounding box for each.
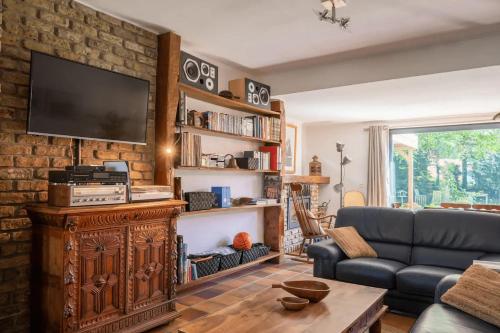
[28,51,150,144]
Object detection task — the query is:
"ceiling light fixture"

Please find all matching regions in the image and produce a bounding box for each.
[316,0,350,30]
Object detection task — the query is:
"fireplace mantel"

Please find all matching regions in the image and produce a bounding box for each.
[283,175,330,184]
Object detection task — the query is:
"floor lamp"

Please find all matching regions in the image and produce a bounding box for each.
[333,142,352,208]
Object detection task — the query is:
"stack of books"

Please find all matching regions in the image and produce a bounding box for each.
[177,236,198,284]
[244,151,271,171]
[180,132,202,167]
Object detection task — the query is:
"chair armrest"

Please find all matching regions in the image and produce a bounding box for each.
[434,274,461,304]
[309,214,336,220]
[307,240,346,279]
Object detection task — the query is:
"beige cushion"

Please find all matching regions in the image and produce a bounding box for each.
[441,264,500,328]
[325,226,377,259]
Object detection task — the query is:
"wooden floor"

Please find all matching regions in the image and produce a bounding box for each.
[149,258,416,333]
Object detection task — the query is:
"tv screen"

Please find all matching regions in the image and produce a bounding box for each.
[28,51,150,144]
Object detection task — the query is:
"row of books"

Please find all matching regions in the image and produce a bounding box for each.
[244,146,281,171]
[180,132,202,167]
[177,236,198,284]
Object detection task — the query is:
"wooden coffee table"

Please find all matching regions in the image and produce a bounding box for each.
[177,274,387,333]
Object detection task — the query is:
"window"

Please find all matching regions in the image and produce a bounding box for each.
[390,123,500,208]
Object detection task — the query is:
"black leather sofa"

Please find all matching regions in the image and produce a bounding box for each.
[410,275,500,333]
[307,207,500,315]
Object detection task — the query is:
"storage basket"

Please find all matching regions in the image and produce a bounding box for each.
[188,255,221,278]
[254,243,270,257]
[241,245,262,264]
[219,249,242,271]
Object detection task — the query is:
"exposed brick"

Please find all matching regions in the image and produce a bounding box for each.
[34,145,68,157]
[72,43,100,59]
[40,33,72,50]
[0,145,32,155]
[0,243,17,256]
[1,218,32,231]
[0,133,15,143]
[0,207,16,218]
[0,255,30,269]
[1,45,31,61]
[50,157,72,168]
[119,152,142,161]
[136,35,156,48]
[102,52,124,66]
[95,151,119,160]
[54,3,84,21]
[15,134,48,145]
[23,39,54,54]
[124,40,144,53]
[0,156,14,167]
[113,46,136,60]
[0,120,27,133]
[37,191,48,202]
[129,171,143,179]
[88,58,113,71]
[1,71,29,85]
[137,54,156,66]
[15,156,49,168]
[0,181,14,192]
[16,180,47,192]
[111,26,136,41]
[38,10,69,28]
[0,192,35,204]
[131,162,152,171]
[98,31,123,46]
[85,14,111,32]
[0,169,32,180]
[0,233,10,243]
[71,1,97,16]
[97,12,122,26]
[70,20,98,38]
[51,137,72,146]
[34,168,49,180]
[55,27,84,43]
[23,17,54,34]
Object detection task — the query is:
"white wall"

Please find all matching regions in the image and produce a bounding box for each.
[176,47,269,254]
[303,122,369,214]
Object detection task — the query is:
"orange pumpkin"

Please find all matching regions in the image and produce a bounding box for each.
[233,232,252,250]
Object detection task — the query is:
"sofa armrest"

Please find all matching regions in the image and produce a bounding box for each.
[478,254,500,262]
[434,274,461,304]
[307,240,347,279]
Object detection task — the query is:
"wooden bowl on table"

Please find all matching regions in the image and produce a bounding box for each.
[276,297,309,311]
[272,280,331,303]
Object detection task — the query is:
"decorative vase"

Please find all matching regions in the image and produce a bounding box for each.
[309,155,322,176]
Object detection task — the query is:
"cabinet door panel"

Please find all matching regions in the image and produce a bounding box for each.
[77,228,126,328]
[129,223,167,311]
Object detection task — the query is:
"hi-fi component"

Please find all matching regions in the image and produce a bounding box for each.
[229,78,271,110]
[180,51,218,94]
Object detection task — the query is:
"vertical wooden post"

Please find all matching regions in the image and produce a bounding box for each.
[155,32,181,186]
[264,100,286,263]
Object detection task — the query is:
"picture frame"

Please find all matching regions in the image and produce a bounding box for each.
[285,124,297,174]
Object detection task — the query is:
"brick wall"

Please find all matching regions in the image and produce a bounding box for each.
[0,1,157,331]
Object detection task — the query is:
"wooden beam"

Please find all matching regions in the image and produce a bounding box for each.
[283,175,331,184]
[155,32,181,186]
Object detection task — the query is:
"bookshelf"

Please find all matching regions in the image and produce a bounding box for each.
[155,32,285,292]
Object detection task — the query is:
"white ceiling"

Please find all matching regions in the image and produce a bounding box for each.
[79,0,500,69]
[278,66,500,123]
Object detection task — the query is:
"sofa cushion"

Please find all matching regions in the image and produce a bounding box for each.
[336,257,406,289]
[336,207,414,264]
[411,246,485,270]
[397,265,462,297]
[414,209,500,253]
[326,227,377,258]
[410,304,500,333]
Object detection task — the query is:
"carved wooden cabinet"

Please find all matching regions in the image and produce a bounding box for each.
[28,200,186,333]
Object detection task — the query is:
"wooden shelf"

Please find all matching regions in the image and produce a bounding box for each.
[179,125,281,145]
[283,175,331,185]
[176,251,281,292]
[181,204,281,217]
[179,83,281,118]
[176,166,279,174]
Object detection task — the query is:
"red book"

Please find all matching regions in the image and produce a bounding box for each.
[259,146,279,171]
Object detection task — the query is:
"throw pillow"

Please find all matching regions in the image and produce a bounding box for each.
[441,264,500,328]
[325,226,377,258]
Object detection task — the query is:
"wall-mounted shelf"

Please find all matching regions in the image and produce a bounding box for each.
[283,175,331,185]
[179,83,281,118]
[181,204,281,217]
[179,125,281,145]
[176,166,279,174]
[176,251,281,292]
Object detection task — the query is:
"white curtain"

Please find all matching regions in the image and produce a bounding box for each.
[367,125,389,206]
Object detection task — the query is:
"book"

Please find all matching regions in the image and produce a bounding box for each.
[259,146,280,170]
[264,175,282,201]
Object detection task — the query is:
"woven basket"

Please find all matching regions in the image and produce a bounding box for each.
[189,255,221,278]
[255,243,270,257]
[219,249,242,271]
[241,245,262,264]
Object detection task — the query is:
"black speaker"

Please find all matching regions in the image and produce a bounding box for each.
[229,78,271,109]
[180,51,218,94]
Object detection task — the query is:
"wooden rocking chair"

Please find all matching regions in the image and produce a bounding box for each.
[290,183,336,261]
